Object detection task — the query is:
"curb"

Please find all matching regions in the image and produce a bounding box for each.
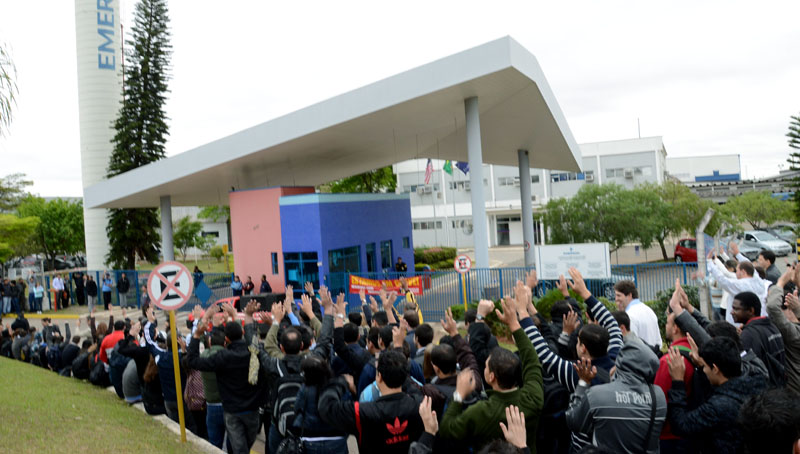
[105,386,224,453]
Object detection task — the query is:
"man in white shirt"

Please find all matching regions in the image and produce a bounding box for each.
[52,274,65,310]
[614,280,662,350]
[707,243,768,320]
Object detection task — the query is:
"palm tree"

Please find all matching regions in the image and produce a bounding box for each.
[0,43,18,137]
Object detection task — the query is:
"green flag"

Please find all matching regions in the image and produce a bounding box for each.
[443,160,453,175]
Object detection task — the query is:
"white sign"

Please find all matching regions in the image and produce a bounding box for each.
[147,261,195,311]
[534,243,611,280]
[454,254,472,274]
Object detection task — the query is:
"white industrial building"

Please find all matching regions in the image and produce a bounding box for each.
[667,154,741,183]
[396,136,668,248]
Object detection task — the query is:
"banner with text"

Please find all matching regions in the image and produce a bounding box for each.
[349,275,424,295]
[534,243,611,280]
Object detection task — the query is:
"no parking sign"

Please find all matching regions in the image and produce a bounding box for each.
[147,261,194,311]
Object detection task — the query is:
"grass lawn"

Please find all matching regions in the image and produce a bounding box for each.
[0,357,197,454]
[135,256,234,274]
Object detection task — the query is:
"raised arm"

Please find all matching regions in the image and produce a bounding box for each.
[567,268,623,358]
[767,269,800,345]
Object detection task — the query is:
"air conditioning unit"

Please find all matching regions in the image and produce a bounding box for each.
[513,178,521,187]
[465,182,471,191]
[624,168,634,179]
[423,186,433,194]
[416,186,425,195]
[530,195,537,202]
[585,173,595,182]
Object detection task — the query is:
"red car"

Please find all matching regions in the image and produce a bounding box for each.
[674,238,697,263]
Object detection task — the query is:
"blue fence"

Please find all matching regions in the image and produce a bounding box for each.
[326,262,700,322]
[45,270,235,312]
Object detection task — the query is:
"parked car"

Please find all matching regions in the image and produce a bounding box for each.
[762,225,796,251]
[674,238,697,263]
[740,230,792,256]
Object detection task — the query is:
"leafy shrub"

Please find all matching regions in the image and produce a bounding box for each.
[414,247,457,265]
[209,246,225,262]
[449,300,510,340]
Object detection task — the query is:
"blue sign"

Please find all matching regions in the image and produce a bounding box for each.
[97,0,116,70]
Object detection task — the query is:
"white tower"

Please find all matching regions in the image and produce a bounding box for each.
[74,0,122,270]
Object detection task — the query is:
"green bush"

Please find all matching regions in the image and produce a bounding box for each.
[449,300,510,340]
[414,247,457,265]
[533,288,616,321]
[209,245,225,262]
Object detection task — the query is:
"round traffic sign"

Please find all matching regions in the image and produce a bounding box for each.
[454,254,472,274]
[147,261,195,311]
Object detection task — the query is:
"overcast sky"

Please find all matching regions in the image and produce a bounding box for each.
[1,0,799,197]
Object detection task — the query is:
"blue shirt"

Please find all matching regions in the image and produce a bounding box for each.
[102,278,113,292]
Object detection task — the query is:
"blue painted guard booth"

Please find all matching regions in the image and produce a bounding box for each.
[279,193,415,297]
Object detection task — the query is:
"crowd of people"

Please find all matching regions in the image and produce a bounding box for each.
[2,250,800,454]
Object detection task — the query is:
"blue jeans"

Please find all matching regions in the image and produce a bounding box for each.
[268,423,283,454]
[2,297,9,314]
[10,297,19,315]
[303,437,348,453]
[206,403,225,449]
[224,411,260,454]
[34,297,42,312]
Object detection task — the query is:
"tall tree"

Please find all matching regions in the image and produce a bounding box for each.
[787,114,800,219]
[0,214,38,264]
[642,181,708,260]
[172,216,203,261]
[327,166,397,193]
[16,196,85,269]
[0,172,32,212]
[0,43,17,137]
[106,0,172,269]
[723,190,793,230]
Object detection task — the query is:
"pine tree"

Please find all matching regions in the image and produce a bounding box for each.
[787,114,800,219]
[106,0,171,269]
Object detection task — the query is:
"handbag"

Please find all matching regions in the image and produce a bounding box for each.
[275,408,305,454]
[184,369,206,411]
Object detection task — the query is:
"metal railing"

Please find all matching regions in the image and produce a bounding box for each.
[326,262,702,321]
[43,270,235,312]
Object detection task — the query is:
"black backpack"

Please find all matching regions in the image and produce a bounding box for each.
[72,352,91,379]
[47,344,62,371]
[679,350,712,409]
[272,360,304,437]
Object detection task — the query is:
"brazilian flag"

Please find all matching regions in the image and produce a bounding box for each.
[443,160,453,175]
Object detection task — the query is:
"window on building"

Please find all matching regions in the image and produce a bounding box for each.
[531,175,540,183]
[271,252,279,275]
[380,240,393,270]
[201,231,219,238]
[366,243,377,273]
[329,246,361,273]
[284,252,319,297]
[403,237,410,248]
[436,221,442,229]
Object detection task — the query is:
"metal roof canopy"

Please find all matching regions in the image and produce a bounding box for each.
[85,36,582,209]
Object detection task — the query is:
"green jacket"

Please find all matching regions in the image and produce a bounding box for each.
[200,344,225,404]
[440,320,543,451]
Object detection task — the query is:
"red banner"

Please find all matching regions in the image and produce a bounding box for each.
[349,275,423,295]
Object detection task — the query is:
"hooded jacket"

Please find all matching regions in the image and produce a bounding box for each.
[566,337,667,454]
[740,316,786,387]
[766,285,800,394]
[668,373,766,453]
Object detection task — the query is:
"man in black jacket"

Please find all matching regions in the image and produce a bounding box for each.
[186,304,267,454]
[117,272,131,308]
[319,348,424,454]
[465,302,499,385]
[732,291,786,387]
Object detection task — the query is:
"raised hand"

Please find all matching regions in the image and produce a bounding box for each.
[359,288,366,304]
[304,281,314,295]
[192,304,203,322]
[567,267,591,300]
[244,300,259,317]
[319,286,333,313]
[495,296,521,331]
[513,280,531,317]
[271,301,285,323]
[686,333,701,366]
[574,357,597,383]
[477,299,495,318]
[562,310,579,335]
[778,265,796,289]
[392,325,405,348]
[129,321,141,338]
[667,346,686,381]
[728,241,740,257]
[456,370,477,400]
[669,279,684,316]
[193,320,207,338]
[499,405,527,449]
[335,293,347,315]
[525,269,538,291]
[786,290,800,313]
[555,274,569,297]
[368,296,379,314]
[440,307,458,337]
[419,396,439,436]
[299,293,315,319]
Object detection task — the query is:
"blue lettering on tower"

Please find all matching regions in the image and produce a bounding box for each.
[96,0,115,70]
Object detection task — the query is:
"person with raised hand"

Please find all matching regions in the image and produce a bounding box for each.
[765,264,800,394]
[439,295,543,450]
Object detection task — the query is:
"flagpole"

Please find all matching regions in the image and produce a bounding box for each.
[432,161,438,246]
